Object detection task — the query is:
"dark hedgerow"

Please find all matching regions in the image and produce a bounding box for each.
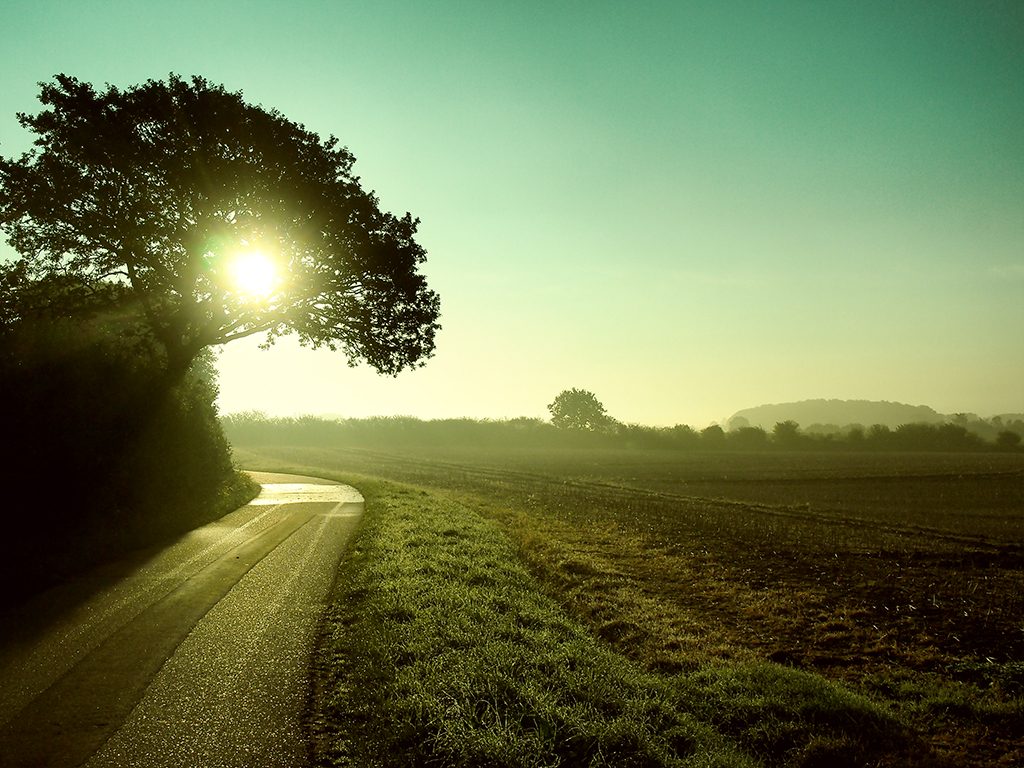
[1,320,257,605]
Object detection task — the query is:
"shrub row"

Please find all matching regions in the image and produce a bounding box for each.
[1,320,255,605]
[222,412,1022,453]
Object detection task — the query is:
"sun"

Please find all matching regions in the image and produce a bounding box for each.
[230,250,278,298]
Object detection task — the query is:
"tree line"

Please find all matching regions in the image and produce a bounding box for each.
[221,410,1023,453]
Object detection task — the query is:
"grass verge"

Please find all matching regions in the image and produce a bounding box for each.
[235,452,921,767]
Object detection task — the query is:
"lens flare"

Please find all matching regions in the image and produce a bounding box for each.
[231,251,277,297]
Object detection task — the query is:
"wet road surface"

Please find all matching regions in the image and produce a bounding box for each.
[0,472,363,767]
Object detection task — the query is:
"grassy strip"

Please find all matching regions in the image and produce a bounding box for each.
[311,477,752,767]
[236,453,915,767]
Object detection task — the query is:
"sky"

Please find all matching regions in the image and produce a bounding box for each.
[1,0,1022,427]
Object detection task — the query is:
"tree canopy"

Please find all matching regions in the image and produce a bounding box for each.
[0,74,440,379]
[548,388,613,431]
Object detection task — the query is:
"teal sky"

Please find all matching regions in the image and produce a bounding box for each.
[2,1,1022,426]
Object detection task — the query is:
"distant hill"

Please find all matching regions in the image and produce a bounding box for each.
[726,399,949,431]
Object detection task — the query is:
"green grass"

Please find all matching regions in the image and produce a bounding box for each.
[237,454,922,767]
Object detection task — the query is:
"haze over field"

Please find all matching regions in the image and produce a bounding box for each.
[2,1,1021,427]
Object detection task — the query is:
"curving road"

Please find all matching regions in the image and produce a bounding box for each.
[0,472,363,768]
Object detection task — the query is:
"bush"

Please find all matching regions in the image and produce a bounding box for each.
[0,320,254,605]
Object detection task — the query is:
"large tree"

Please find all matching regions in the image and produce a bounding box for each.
[548,388,613,431]
[0,74,440,380]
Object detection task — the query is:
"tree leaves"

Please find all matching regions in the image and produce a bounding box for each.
[0,74,440,380]
[548,388,614,431]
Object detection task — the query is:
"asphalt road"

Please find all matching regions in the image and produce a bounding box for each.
[0,472,363,768]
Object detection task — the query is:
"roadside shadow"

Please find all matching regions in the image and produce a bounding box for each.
[0,531,195,658]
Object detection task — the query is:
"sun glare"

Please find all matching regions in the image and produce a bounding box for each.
[231,251,277,298]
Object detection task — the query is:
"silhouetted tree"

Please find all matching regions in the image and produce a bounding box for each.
[670,423,701,449]
[700,424,726,447]
[866,424,892,447]
[727,416,751,431]
[772,420,803,448]
[0,74,440,381]
[548,388,612,431]
[935,422,985,451]
[730,426,769,449]
[996,430,1022,450]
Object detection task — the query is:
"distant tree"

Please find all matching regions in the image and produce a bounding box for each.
[730,426,769,449]
[996,430,1022,450]
[670,424,700,449]
[867,424,892,444]
[727,416,751,431]
[772,420,803,447]
[937,422,985,450]
[548,388,612,431]
[804,423,842,437]
[844,425,866,448]
[700,424,726,447]
[0,74,440,381]
[892,423,933,450]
